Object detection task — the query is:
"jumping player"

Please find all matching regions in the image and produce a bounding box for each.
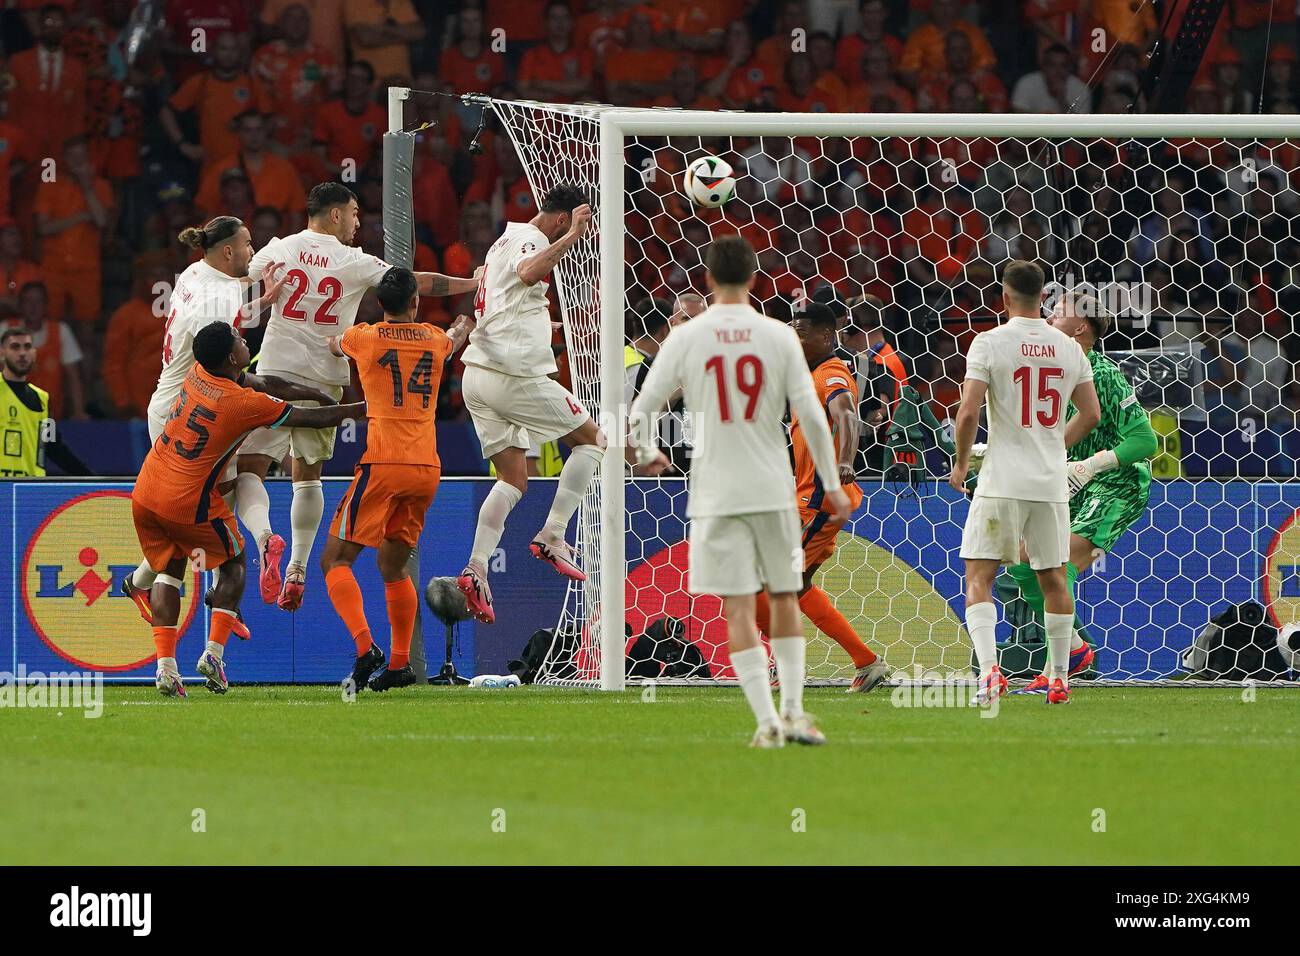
[1002,293,1157,692]
[457,184,606,624]
[132,322,365,696]
[949,261,1100,706]
[237,182,478,612]
[629,235,849,748]
[754,302,890,693]
[319,268,474,692]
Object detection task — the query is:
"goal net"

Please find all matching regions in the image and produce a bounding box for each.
[458,96,1300,688]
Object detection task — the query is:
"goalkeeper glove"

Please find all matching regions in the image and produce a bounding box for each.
[1066,449,1119,497]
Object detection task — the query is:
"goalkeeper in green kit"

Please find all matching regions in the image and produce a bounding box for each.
[999,293,1158,691]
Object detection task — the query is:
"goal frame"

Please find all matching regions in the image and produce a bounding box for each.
[388,90,1300,691]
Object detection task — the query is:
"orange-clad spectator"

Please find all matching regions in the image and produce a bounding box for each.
[463,136,537,225]
[836,0,902,77]
[412,153,460,250]
[807,31,848,103]
[439,5,508,95]
[313,61,387,175]
[916,30,1008,112]
[574,0,626,68]
[13,281,85,419]
[652,60,723,110]
[704,21,777,109]
[1207,46,1253,113]
[7,5,87,162]
[163,0,250,84]
[485,0,547,44]
[33,137,114,327]
[777,53,845,113]
[261,0,347,65]
[898,0,996,84]
[517,1,594,102]
[755,0,808,77]
[0,107,32,216]
[1091,0,1158,51]
[211,168,256,225]
[605,7,677,105]
[899,173,987,289]
[162,32,272,174]
[844,45,915,112]
[1023,0,1087,59]
[441,201,495,281]
[0,220,42,312]
[252,4,341,148]
[250,206,283,251]
[195,112,307,220]
[84,2,162,181]
[667,0,741,54]
[343,0,425,87]
[102,259,171,418]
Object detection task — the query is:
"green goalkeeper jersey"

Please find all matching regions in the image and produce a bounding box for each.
[1066,350,1154,500]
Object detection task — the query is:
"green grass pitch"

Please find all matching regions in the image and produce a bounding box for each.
[3,684,1297,865]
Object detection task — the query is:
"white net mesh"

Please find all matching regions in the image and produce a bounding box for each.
[484,98,1300,686]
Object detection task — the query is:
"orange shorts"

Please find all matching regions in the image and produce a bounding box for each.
[329,462,440,548]
[132,499,244,572]
[799,507,845,569]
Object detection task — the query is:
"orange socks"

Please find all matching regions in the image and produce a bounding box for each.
[800,587,876,668]
[325,566,373,655]
[385,577,418,670]
[152,625,178,660]
[209,609,239,646]
[755,592,771,637]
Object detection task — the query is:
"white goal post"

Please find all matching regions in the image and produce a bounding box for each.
[389,89,1300,690]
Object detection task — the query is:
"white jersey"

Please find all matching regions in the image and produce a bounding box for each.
[146,259,246,423]
[249,230,391,386]
[630,303,841,518]
[965,315,1093,503]
[462,221,556,378]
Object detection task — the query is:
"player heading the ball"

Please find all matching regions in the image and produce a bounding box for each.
[949,260,1100,706]
[630,235,849,748]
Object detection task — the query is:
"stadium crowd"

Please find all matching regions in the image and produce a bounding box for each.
[0,0,1298,470]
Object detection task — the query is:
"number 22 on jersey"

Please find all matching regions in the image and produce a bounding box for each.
[282,269,343,325]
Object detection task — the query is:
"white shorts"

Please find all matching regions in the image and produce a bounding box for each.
[689,509,803,597]
[462,364,590,459]
[149,412,237,484]
[237,371,345,465]
[960,496,1069,570]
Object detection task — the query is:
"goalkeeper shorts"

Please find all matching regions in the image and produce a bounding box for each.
[1070,485,1149,553]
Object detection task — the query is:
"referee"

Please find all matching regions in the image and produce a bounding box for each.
[1,326,89,476]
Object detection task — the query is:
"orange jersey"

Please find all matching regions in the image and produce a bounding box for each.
[791,355,863,511]
[343,321,452,467]
[133,365,291,524]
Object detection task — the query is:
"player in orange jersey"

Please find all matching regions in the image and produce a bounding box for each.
[132,321,366,697]
[755,302,891,693]
[320,267,474,692]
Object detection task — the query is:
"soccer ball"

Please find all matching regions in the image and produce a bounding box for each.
[683,155,736,208]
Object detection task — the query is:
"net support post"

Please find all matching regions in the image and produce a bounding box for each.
[598,111,626,692]
[387,86,409,135]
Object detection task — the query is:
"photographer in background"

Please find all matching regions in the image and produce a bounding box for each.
[838,293,910,473]
[624,297,690,474]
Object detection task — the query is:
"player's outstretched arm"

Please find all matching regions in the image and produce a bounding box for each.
[416,267,483,297]
[827,391,861,485]
[517,205,592,286]
[1063,380,1100,450]
[285,401,366,430]
[948,377,988,495]
[244,373,337,406]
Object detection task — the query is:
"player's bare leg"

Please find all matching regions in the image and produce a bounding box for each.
[460,447,527,623]
[321,535,386,690]
[235,453,285,604]
[722,593,784,748]
[197,553,248,694]
[279,456,325,610]
[150,557,189,699]
[366,539,420,692]
[767,588,826,745]
[530,419,606,581]
[1036,563,1074,704]
[964,558,1008,704]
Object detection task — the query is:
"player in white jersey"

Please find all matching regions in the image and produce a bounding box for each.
[629,236,849,748]
[121,216,338,623]
[456,184,609,624]
[949,260,1100,706]
[234,183,478,611]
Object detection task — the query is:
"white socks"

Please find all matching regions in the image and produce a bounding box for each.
[543,444,603,538]
[289,479,324,569]
[731,645,779,730]
[1045,612,1073,683]
[156,656,177,674]
[470,480,523,568]
[235,473,273,549]
[132,560,157,591]
[966,601,998,677]
[771,636,805,719]
[205,640,224,660]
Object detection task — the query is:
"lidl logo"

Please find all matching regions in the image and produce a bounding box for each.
[22,491,200,671]
[1262,507,1300,627]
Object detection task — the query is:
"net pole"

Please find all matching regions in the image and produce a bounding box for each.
[598,111,626,691]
